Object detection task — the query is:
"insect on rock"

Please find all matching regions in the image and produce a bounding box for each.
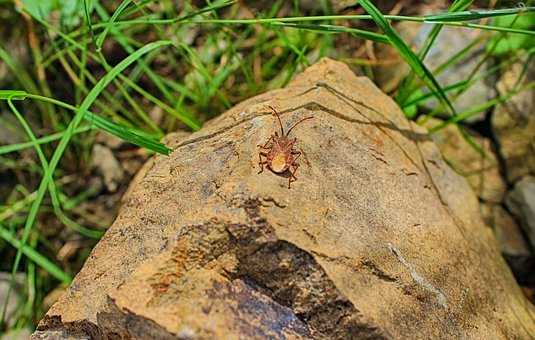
[257,106,313,189]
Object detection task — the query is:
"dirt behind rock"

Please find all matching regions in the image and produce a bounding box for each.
[32,59,535,339]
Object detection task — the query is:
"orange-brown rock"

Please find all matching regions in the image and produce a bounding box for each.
[32,59,535,339]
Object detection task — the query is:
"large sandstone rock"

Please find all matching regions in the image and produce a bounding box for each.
[419,118,506,204]
[33,59,534,339]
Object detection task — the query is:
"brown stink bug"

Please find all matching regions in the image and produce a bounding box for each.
[257,106,313,189]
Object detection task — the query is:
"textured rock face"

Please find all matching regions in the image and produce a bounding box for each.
[492,55,535,183]
[420,118,505,204]
[33,59,534,339]
[506,176,535,250]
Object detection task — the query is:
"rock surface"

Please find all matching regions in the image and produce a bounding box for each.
[91,144,125,193]
[506,176,535,250]
[32,59,535,339]
[420,118,506,204]
[482,204,531,257]
[482,203,535,285]
[492,54,535,183]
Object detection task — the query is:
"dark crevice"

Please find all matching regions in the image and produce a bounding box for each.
[361,260,397,283]
[35,315,102,340]
[229,240,388,340]
[223,197,388,339]
[96,297,178,340]
[486,109,513,188]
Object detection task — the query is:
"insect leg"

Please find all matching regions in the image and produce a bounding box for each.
[291,150,302,162]
[258,152,268,174]
[258,135,274,149]
[287,163,300,189]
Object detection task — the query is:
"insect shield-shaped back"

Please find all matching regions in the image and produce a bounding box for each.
[257,106,313,189]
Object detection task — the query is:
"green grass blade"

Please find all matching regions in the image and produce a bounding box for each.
[82,0,97,47]
[178,0,236,22]
[181,14,535,36]
[10,40,173,290]
[0,47,38,94]
[86,111,172,154]
[432,35,482,76]
[358,0,457,117]
[397,0,473,104]
[7,97,104,238]
[94,2,188,127]
[425,6,535,22]
[402,80,470,108]
[116,73,201,131]
[0,90,27,100]
[272,22,390,44]
[0,92,171,155]
[96,0,132,50]
[405,52,522,109]
[25,13,200,131]
[429,81,535,132]
[94,0,236,31]
[0,224,71,284]
[419,0,473,57]
[426,21,535,35]
[0,126,93,155]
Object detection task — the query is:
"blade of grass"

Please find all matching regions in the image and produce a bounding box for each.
[432,35,483,76]
[92,0,237,29]
[105,6,535,27]
[2,92,171,155]
[120,0,153,17]
[7,97,103,238]
[429,81,535,132]
[59,49,147,130]
[82,0,97,48]
[421,10,530,125]
[0,46,50,115]
[93,2,201,129]
[422,20,535,35]
[26,13,200,130]
[77,38,89,104]
[0,224,71,284]
[21,235,37,328]
[272,22,390,44]
[0,191,37,222]
[401,36,517,108]
[425,6,535,22]
[417,0,473,58]
[178,43,218,105]
[0,90,28,99]
[397,0,474,104]
[358,0,457,117]
[10,40,173,293]
[178,0,236,22]
[402,80,470,108]
[180,14,535,36]
[96,0,132,50]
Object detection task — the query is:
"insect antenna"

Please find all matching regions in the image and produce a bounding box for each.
[268,105,285,136]
[286,116,314,136]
